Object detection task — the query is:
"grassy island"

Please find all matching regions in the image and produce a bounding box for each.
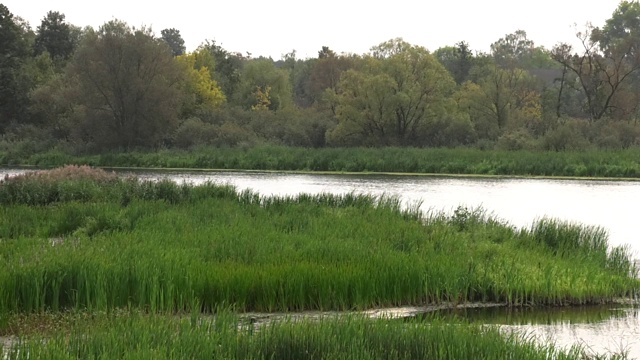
[0,166,637,359]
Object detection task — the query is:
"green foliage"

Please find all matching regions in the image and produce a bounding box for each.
[331,39,458,146]
[198,40,244,100]
[236,58,293,110]
[0,4,31,133]
[4,314,584,360]
[176,49,226,117]
[66,20,183,150]
[461,62,542,136]
[490,30,556,69]
[9,146,640,178]
[0,167,636,315]
[33,11,75,63]
[160,28,185,57]
[435,41,474,84]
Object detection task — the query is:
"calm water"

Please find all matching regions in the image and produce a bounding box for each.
[2,168,639,357]
[130,170,639,256]
[434,305,640,357]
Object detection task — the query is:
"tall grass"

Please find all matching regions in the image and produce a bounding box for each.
[3,313,587,360]
[6,145,640,177]
[0,167,637,314]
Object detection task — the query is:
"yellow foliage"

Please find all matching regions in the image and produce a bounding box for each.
[251,85,271,111]
[176,53,226,115]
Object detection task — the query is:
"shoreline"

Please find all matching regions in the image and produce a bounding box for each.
[3,165,640,182]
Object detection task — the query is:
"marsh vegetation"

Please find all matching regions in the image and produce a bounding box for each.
[0,166,638,358]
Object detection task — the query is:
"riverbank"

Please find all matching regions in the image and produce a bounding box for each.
[4,146,640,179]
[2,310,597,360]
[1,166,637,313]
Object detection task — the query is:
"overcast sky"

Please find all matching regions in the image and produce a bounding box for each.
[3,0,623,59]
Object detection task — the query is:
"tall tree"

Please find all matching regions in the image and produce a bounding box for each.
[199,40,244,100]
[490,30,556,70]
[278,50,316,107]
[68,20,184,149]
[552,26,640,121]
[435,41,473,84]
[0,4,30,133]
[308,47,355,110]
[330,39,456,146]
[491,30,534,68]
[160,28,185,57]
[236,57,292,110]
[458,62,541,139]
[34,11,75,61]
[176,48,226,117]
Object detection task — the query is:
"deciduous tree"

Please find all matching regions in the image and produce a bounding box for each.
[68,20,184,149]
[330,39,456,146]
[176,49,226,117]
[236,58,292,110]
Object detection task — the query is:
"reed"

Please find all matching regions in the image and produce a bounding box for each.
[7,145,640,178]
[0,167,637,314]
[2,312,587,360]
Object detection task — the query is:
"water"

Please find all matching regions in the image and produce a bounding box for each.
[130,170,640,256]
[2,168,640,358]
[433,305,640,357]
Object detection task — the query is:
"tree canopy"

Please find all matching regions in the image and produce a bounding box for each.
[67,20,184,149]
[3,3,640,152]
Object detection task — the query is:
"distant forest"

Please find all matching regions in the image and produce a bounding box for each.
[3,1,640,155]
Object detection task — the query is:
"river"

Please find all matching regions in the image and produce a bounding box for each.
[2,168,639,358]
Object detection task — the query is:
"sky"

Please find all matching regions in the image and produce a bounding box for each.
[3,0,624,59]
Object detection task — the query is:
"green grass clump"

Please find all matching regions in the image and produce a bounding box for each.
[0,167,637,315]
[2,313,586,360]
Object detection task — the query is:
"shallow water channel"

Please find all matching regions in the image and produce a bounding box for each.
[2,168,640,357]
[432,304,640,357]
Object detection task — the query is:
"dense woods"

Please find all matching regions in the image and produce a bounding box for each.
[3,2,640,156]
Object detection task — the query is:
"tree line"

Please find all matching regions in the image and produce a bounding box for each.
[2,1,640,154]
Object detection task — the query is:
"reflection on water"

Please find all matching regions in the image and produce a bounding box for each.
[432,305,640,357]
[434,304,635,325]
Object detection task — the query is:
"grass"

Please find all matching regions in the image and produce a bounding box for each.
[0,166,637,315]
[4,145,640,178]
[0,166,637,360]
[1,311,595,360]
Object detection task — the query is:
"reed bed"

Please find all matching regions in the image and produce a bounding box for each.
[8,145,640,177]
[2,312,587,360]
[0,167,637,315]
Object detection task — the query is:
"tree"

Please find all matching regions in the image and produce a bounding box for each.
[594,0,640,57]
[552,24,640,121]
[236,58,292,110]
[276,50,316,107]
[34,11,75,61]
[308,47,355,110]
[435,41,473,84]
[199,40,244,100]
[161,28,185,57]
[330,39,457,146]
[176,49,226,117]
[490,30,557,70]
[491,30,534,68]
[458,62,541,139]
[0,4,31,133]
[68,20,184,149]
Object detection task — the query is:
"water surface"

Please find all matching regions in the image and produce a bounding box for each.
[433,305,640,358]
